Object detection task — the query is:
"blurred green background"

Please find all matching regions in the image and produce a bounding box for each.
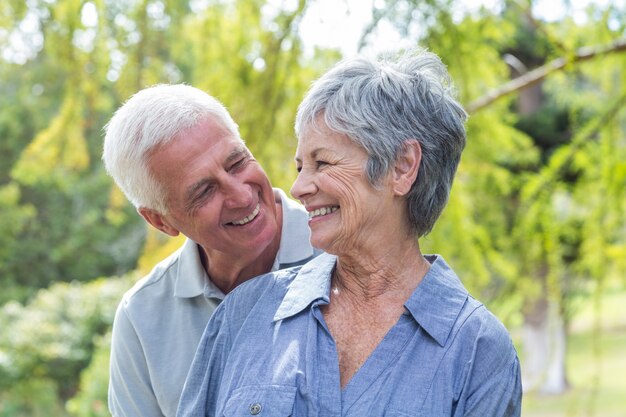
[0,0,625,416]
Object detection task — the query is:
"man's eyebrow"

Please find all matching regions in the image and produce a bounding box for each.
[225,144,249,165]
[184,178,213,207]
[183,145,249,208]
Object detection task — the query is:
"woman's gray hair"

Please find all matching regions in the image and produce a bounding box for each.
[295,50,467,237]
[103,84,240,214]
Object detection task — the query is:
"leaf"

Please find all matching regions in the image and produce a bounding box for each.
[11,93,89,188]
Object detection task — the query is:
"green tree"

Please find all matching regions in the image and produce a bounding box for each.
[359,0,626,395]
[0,0,146,303]
[4,0,623,413]
[1,0,334,413]
[0,183,36,304]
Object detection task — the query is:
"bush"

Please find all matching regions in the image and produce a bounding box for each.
[0,274,135,414]
[66,333,112,417]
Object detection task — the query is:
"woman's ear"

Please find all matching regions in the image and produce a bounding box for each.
[138,207,181,237]
[392,139,421,196]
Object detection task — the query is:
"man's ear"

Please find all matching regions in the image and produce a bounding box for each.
[392,139,421,196]
[138,207,180,237]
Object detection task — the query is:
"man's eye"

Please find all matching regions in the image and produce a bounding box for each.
[229,158,247,171]
[186,185,215,214]
[315,160,328,168]
[198,185,215,199]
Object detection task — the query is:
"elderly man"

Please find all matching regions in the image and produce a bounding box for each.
[102,84,319,417]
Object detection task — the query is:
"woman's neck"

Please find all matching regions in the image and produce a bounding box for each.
[332,237,430,303]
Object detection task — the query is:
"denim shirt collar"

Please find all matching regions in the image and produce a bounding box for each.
[274,253,335,321]
[404,255,469,347]
[273,253,469,347]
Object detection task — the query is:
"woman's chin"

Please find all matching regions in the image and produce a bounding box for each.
[310,235,332,253]
[311,237,348,257]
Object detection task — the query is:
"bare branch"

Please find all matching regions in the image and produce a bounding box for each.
[357,0,401,52]
[467,38,626,113]
[520,91,626,207]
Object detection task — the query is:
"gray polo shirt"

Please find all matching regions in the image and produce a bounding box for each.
[108,189,319,417]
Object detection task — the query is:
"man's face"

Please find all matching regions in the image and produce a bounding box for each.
[145,116,279,261]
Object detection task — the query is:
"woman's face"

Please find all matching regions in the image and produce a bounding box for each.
[291,122,397,255]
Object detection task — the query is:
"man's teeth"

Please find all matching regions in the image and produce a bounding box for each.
[231,204,260,225]
[309,206,339,219]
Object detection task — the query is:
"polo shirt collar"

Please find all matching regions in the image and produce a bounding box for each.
[404,255,469,347]
[272,188,316,269]
[173,238,225,299]
[274,253,335,321]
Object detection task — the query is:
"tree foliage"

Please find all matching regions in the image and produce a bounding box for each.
[0,0,334,413]
[362,0,626,395]
[0,275,133,416]
[0,0,339,305]
[0,0,625,413]
[362,0,626,311]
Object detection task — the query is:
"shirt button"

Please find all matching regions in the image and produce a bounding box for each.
[249,403,262,415]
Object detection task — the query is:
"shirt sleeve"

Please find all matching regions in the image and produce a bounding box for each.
[455,316,523,417]
[109,301,165,417]
[461,354,522,417]
[177,302,231,417]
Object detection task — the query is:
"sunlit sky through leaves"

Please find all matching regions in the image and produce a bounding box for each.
[2,0,623,64]
[298,0,624,57]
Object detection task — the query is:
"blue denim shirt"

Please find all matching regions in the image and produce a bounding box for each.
[178,253,522,417]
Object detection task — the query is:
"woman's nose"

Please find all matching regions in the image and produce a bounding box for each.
[290,169,316,202]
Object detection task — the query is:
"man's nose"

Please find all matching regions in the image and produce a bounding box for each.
[223,178,253,209]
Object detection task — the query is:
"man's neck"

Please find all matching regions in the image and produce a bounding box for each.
[200,246,277,294]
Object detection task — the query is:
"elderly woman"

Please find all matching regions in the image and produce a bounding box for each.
[178,50,522,417]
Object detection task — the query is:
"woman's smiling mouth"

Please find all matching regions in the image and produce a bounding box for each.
[308,206,339,219]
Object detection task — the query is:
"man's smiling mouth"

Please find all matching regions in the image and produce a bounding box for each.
[228,204,260,226]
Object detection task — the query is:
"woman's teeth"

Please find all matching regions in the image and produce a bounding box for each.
[231,204,260,225]
[309,206,339,219]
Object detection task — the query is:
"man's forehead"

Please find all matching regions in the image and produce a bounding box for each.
[223,139,249,158]
[190,117,246,156]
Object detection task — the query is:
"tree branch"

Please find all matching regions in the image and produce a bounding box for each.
[466,38,626,113]
[519,91,626,207]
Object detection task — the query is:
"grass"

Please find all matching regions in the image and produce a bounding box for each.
[521,284,626,417]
